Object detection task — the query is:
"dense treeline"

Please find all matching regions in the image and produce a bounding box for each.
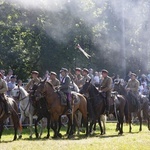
[0,0,150,81]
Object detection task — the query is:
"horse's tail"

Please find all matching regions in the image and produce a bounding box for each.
[124,98,129,123]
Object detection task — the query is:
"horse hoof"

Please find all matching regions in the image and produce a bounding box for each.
[118,132,123,135]
[58,133,62,138]
[13,137,17,141]
[68,135,74,139]
[18,135,22,139]
[29,135,32,139]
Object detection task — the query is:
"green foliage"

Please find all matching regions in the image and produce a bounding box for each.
[0,0,150,80]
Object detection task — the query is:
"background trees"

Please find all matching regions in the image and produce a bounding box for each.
[0,0,150,80]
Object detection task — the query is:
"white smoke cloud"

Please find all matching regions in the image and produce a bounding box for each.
[5,0,150,72]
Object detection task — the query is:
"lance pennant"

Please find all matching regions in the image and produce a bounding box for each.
[76,44,91,59]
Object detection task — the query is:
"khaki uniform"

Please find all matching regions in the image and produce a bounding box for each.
[25,77,40,91]
[74,74,83,88]
[100,75,112,112]
[100,76,112,93]
[50,78,60,89]
[0,78,9,114]
[126,79,139,95]
[0,78,8,94]
[80,75,91,88]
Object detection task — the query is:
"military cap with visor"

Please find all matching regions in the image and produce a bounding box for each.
[101,69,108,74]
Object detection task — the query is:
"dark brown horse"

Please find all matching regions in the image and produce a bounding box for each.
[114,81,150,132]
[0,96,21,141]
[34,79,88,138]
[80,80,127,135]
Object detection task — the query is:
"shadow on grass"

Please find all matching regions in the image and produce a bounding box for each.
[0,140,14,143]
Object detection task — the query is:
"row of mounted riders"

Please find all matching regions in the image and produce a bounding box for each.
[0,79,150,140]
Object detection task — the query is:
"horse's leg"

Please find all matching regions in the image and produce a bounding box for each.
[143,106,150,131]
[118,110,124,135]
[89,120,94,135]
[57,116,62,138]
[46,116,51,138]
[93,121,96,133]
[67,115,74,138]
[18,114,25,138]
[35,116,42,138]
[98,117,103,135]
[129,113,132,133]
[137,111,142,132]
[0,123,4,141]
[11,112,20,141]
[51,121,58,138]
[29,114,33,138]
[100,115,106,134]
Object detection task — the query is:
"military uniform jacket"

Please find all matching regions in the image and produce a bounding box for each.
[126,79,139,95]
[50,78,60,88]
[60,75,71,93]
[100,76,112,93]
[80,75,91,86]
[74,74,83,88]
[25,77,40,91]
[0,78,8,94]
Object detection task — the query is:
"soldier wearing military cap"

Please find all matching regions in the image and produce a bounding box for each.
[80,68,91,86]
[125,72,140,108]
[73,67,83,88]
[25,70,40,92]
[0,72,10,115]
[99,69,112,116]
[49,71,60,89]
[59,68,72,114]
[126,72,139,95]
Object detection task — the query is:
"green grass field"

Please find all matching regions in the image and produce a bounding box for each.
[0,123,150,150]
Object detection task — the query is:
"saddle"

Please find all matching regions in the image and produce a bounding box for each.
[57,91,80,106]
[111,91,120,106]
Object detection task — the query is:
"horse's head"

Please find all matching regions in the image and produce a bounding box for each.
[80,80,92,95]
[113,81,125,95]
[12,86,28,101]
[11,86,21,100]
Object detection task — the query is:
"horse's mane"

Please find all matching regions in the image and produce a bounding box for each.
[45,81,55,90]
[18,86,29,97]
[90,83,99,95]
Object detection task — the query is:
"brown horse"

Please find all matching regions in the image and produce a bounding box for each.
[0,96,21,141]
[80,80,127,135]
[34,79,88,138]
[114,81,150,132]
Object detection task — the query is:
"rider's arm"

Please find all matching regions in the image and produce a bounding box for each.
[0,80,8,94]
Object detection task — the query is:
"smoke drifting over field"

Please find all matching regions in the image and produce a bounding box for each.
[6,0,150,73]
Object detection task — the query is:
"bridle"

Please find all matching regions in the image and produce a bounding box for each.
[13,88,28,101]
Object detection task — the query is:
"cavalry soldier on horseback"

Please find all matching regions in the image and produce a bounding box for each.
[0,72,10,115]
[49,71,60,89]
[81,68,91,86]
[73,68,83,89]
[125,72,140,107]
[59,68,72,114]
[99,69,112,116]
[25,71,40,92]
